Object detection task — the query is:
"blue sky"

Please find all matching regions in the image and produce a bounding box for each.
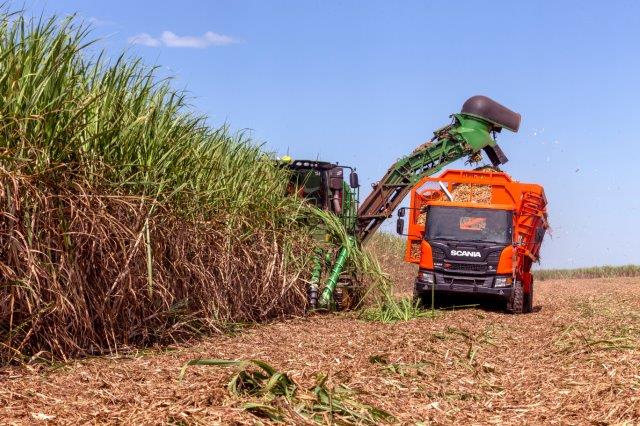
[27,0,640,268]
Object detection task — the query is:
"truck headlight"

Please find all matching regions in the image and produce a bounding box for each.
[419,271,434,284]
[494,276,513,288]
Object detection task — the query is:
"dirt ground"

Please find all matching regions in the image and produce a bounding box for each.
[1,277,639,425]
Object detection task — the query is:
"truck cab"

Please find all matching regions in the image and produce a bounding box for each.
[415,202,516,305]
[400,169,548,313]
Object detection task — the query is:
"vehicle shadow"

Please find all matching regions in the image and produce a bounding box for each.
[425,293,542,314]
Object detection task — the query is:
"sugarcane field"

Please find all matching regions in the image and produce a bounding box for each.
[1,3,639,425]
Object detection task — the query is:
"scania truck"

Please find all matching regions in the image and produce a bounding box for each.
[397,169,548,313]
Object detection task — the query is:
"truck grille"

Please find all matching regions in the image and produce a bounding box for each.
[486,251,501,263]
[442,275,485,286]
[432,247,445,260]
[445,262,486,273]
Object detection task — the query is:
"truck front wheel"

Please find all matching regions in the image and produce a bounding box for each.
[413,289,427,309]
[523,280,534,313]
[507,281,524,314]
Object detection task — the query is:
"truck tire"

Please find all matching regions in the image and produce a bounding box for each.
[507,281,524,314]
[413,289,426,308]
[523,280,534,313]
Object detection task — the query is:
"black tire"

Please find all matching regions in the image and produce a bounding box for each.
[413,289,426,308]
[333,287,344,311]
[415,289,444,310]
[523,280,534,313]
[507,281,524,314]
[335,275,364,311]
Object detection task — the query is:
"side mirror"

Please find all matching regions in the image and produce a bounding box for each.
[349,171,359,188]
[396,218,405,235]
[397,207,406,218]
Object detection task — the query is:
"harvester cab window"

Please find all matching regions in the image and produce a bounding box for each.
[302,171,324,206]
[288,169,325,208]
[426,206,512,244]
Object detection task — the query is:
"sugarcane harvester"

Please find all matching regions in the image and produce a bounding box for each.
[285,96,522,310]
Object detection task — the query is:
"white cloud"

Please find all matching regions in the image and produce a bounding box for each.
[128,31,237,48]
[86,16,115,27]
[128,33,161,47]
[161,31,236,48]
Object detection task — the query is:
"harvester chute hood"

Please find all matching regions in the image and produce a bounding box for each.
[461,95,521,132]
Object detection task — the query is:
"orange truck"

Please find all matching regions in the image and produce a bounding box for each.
[397,169,548,313]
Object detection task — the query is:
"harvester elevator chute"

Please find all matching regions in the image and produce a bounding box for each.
[355,95,521,245]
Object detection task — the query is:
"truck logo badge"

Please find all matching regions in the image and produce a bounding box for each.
[451,250,481,258]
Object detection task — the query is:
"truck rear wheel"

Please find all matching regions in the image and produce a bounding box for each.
[507,281,524,314]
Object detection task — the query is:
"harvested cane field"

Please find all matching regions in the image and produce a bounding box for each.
[1,277,639,424]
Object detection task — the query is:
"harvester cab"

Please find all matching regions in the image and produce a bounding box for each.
[283,159,360,233]
[280,159,362,311]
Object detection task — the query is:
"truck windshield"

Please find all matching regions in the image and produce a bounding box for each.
[426,206,512,244]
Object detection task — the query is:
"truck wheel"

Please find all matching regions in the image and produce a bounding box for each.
[523,281,534,313]
[507,281,524,314]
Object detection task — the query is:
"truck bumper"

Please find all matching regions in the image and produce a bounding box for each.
[415,278,513,299]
